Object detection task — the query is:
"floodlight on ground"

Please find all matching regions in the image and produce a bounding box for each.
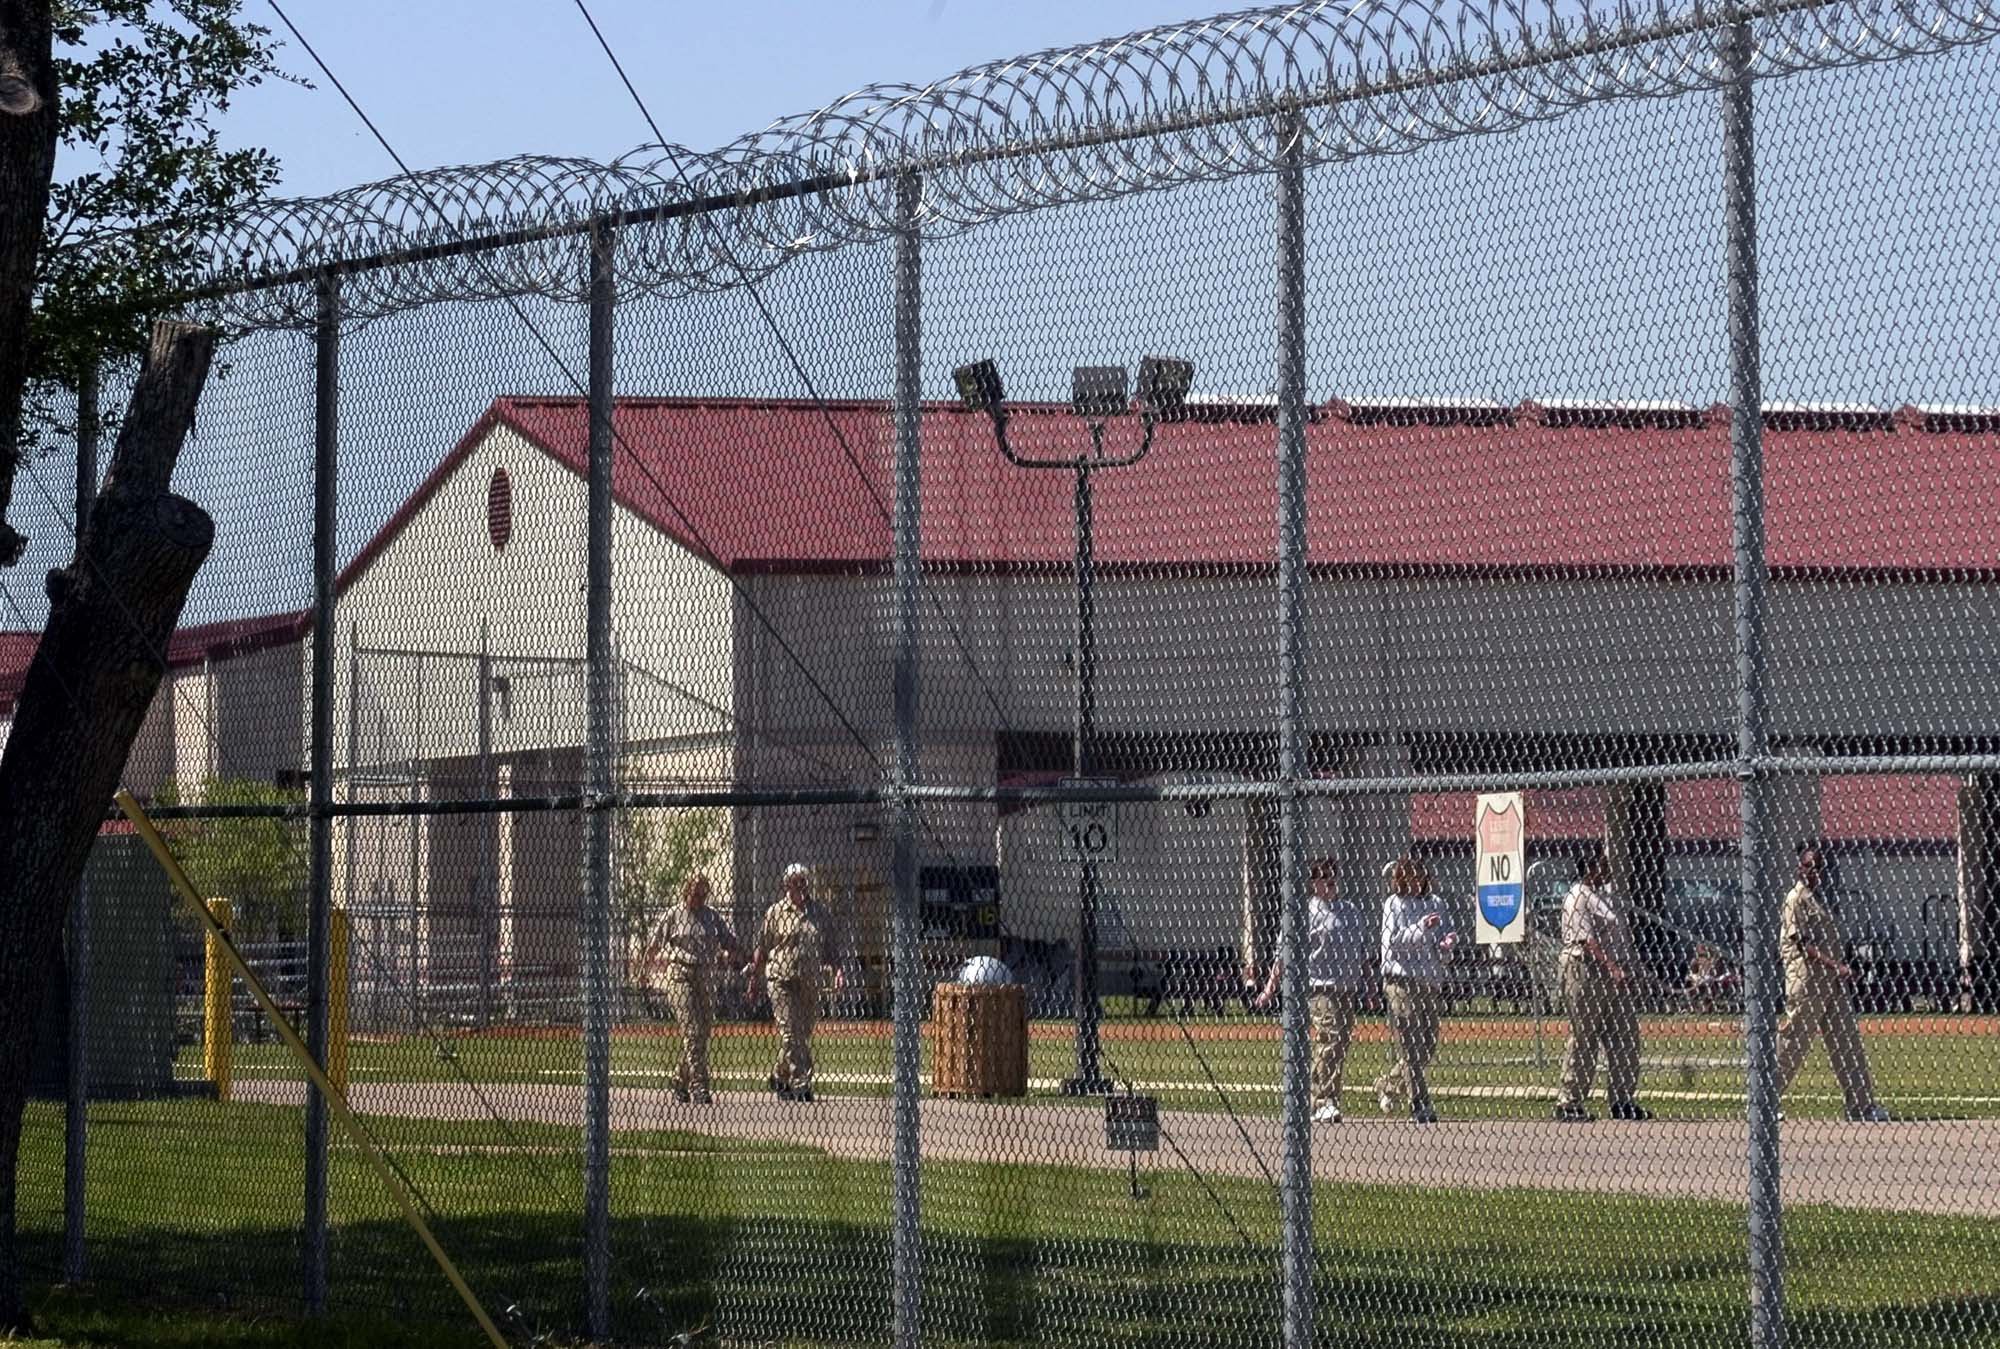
[953,359,1004,413]
[1071,365,1129,421]
[1136,356,1195,421]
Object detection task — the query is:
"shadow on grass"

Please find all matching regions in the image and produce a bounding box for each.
[19,1212,2000,1349]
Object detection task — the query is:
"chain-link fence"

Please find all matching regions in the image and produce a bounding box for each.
[5,0,2000,1344]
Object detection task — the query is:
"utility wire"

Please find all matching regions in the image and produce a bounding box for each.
[263,0,885,789]
[566,0,1032,756]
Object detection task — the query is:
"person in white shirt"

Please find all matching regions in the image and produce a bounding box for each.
[1554,849,1652,1122]
[1254,857,1372,1122]
[1373,857,1455,1124]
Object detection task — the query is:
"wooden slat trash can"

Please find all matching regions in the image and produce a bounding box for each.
[929,982,1028,1098]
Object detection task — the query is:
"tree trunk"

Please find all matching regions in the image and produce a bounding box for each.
[0,0,58,567]
[0,321,214,1330]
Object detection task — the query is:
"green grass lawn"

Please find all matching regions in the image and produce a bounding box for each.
[11,1097,2000,1347]
[183,1011,2000,1122]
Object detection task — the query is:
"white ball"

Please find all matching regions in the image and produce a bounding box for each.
[956,955,1014,986]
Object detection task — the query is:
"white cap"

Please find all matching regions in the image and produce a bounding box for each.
[783,862,810,883]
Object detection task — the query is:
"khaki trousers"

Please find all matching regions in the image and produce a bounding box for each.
[1309,989,1357,1105]
[662,974,714,1093]
[768,976,819,1091]
[1375,980,1441,1112]
[1777,966,1877,1113]
[1557,958,1640,1111]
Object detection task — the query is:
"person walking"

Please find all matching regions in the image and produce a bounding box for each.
[1374,857,1455,1124]
[1778,849,1891,1121]
[647,872,741,1105]
[746,862,845,1102]
[1553,849,1652,1122]
[1254,857,1371,1122]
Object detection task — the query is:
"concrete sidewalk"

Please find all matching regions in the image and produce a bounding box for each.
[236,1078,2000,1217]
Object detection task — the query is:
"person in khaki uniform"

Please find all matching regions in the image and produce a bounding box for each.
[746,862,845,1102]
[1253,857,1372,1123]
[1374,857,1454,1124]
[1778,849,1890,1121]
[644,873,741,1105]
[1554,849,1652,1122]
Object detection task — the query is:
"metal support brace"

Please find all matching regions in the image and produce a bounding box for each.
[1274,106,1316,1349]
[890,170,926,1349]
[582,220,618,1342]
[305,269,339,1313]
[1722,20,1783,1348]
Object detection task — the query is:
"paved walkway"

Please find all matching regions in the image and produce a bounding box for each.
[238,1079,2000,1217]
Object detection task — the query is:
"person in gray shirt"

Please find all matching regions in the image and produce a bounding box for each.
[1254,857,1372,1122]
[1374,857,1456,1124]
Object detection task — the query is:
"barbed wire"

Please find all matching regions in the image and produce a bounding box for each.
[192,0,1999,326]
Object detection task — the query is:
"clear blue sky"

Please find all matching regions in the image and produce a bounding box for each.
[6,2,1995,630]
[223,2,1209,199]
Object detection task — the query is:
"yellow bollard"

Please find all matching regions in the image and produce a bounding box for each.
[204,898,232,1101]
[329,908,351,1096]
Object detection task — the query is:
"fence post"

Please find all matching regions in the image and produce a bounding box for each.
[1721,18,1782,1349]
[1273,106,1315,1348]
[306,267,341,1315]
[64,358,100,1285]
[890,170,925,1349]
[205,898,234,1100]
[582,218,618,1343]
[477,622,495,1028]
[330,908,351,1096]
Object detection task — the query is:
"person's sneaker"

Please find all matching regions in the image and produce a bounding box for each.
[1850,1103,1891,1122]
[769,1075,792,1100]
[1377,1089,1395,1115]
[1312,1102,1342,1124]
[1412,1104,1439,1125]
[1611,1103,1655,1122]
[669,1082,690,1104]
[793,1088,816,1104]
[1553,1104,1594,1123]
[691,1089,714,1105]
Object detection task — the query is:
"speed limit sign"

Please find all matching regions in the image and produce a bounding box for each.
[1057,777,1119,862]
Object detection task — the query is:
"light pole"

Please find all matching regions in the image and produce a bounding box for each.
[954,355,1195,1095]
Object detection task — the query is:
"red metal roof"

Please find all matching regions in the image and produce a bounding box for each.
[1411,777,1962,843]
[0,631,37,716]
[0,610,308,717]
[475,395,2000,574]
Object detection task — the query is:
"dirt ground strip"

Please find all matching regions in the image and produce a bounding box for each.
[238,1079,2000,1217]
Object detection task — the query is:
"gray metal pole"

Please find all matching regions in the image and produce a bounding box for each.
[410,650,423,1030]
[62,360,99,1286]
[1273,107,1315,1349]
[889,169,925,1349]
[582,219,617,1343]
[344,626,360,948]
[1065,461,1108,1094]
[1722,20,1781,1349]
[477,621,495,1027]
[305,268,340,1314]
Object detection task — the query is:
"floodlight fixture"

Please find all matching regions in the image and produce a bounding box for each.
[1135,356,1195,421]
[951,344,1196,1099]
[1070,365,1129,421]
[953,359,1004,413]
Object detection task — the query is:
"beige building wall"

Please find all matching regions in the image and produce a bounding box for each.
[123,677,177,800]
[331,423,735,775]
[323,423,737,1017]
